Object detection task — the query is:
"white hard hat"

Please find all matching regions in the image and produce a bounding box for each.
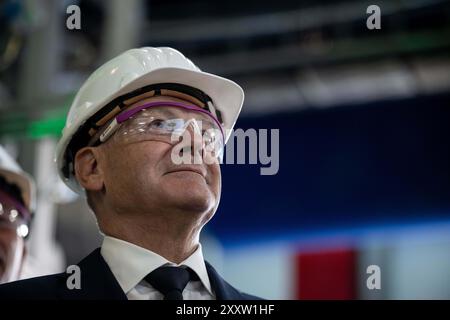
[0,145,36,213]
[55,47,244,193]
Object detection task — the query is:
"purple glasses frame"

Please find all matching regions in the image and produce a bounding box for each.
[98,101,225,145]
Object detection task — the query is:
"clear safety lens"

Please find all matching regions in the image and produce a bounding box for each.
[114,107,224,158]
[0,202,29,238]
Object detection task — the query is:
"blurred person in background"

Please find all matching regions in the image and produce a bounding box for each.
[0,146,34,284]
[0,47,261,300]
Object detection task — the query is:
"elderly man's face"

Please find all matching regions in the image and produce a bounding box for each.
[95,96,222,221]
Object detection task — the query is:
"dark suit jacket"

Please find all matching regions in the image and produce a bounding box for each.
[0,248,261,300]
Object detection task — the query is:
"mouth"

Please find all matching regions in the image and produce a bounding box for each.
[166,166,206,178]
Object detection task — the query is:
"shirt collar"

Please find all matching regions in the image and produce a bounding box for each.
[100,236,213,295]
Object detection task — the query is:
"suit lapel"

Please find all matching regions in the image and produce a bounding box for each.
[60,248,127,300]
[58,249,249,300]
[205,261,246,300]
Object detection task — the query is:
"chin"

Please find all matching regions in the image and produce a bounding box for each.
[159,172,217,212]
[176,192,215,213]
[165,187,215,213]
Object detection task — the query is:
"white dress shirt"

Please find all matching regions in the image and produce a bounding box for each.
[100,236,215,300]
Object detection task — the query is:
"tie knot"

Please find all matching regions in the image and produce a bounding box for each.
[145,266,198,300]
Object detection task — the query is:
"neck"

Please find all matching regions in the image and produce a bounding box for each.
[99,211,204,264]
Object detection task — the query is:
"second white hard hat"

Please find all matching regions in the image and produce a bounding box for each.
[0,145,35,213]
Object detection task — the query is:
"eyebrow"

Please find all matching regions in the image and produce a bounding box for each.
[161,107,192,118]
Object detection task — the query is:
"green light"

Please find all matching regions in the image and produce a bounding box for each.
[28,116,66,139]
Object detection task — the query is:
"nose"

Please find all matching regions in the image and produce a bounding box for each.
[177,119,204,163]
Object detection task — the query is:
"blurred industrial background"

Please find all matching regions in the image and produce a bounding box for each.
[1,0,450,299]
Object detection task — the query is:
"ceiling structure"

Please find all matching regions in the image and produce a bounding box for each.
[0,0,449,124]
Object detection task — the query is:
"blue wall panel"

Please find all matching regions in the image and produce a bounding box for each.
[209,93,450,243]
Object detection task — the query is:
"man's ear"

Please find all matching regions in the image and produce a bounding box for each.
[74,147,104,191]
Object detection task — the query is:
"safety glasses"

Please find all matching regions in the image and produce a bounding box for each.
[0,190,30,238]
[89,101,225,159]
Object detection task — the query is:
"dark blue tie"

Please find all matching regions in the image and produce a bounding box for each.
[145,266,198,300]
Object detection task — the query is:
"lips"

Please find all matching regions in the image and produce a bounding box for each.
[166,166,206,178]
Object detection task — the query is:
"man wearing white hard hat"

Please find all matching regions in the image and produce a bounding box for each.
[0,47,261,299]
[0,146,34,284]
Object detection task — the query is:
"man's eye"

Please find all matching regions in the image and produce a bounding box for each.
[148,119,166,129]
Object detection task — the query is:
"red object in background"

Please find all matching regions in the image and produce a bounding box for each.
[296,248,357,299]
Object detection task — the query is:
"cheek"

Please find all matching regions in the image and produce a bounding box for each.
[5,235,24,282]
[209,164,221,194]
[0,228,19,253]
[102,143,165,195]
[0,228,21,269]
